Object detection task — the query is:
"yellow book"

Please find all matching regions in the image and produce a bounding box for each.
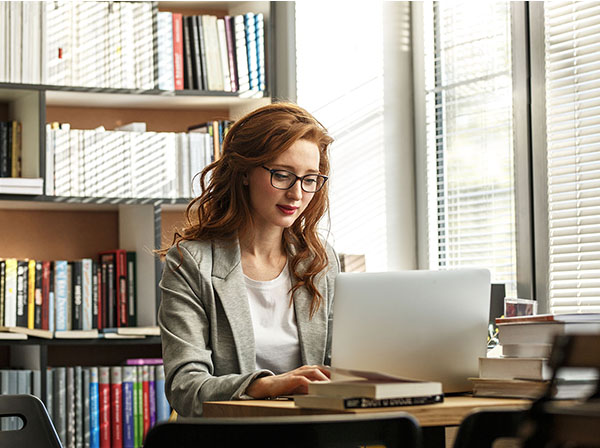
[28,259,36,329]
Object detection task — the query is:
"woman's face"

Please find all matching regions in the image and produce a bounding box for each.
[246,139,321,233]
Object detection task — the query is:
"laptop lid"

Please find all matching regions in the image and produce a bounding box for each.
[330,269,491,393]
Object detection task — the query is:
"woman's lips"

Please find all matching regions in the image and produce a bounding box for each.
[277,205,298,215]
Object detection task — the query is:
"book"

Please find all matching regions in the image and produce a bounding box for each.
[307,378,443,400]
[54,329,99,339]
[83,368,90,448]
[82,258,93,330]
[72,260,83,330]
[156,11,174,91]
[54,260,69,331]
[122,366,135,448]
[75,366,83,448]
[502,343,553,358]
[478,356,598,381]
[46,368,54,423]
[149,364,156,428]
[172,13,184,90]
[124,358,163,366]
[142,365,150,439]
[496,313,600,325]
[498,321,600,345]
[0,260,4,328]
[0,325,52,339]
[4,259,17,327]
[90,367,100,448]
[0,177,43,194]
[294,393,444,411]
[181,14,193,90]
[155,365,170,423]
[189,16,203,90]
[16,260,28,327]
[54,367,67,446]
[470,377,597,400]
[134,366,142,448]
[111,367,123,448]
[66,367,75,448]
[99,367,111,448]
[114,326,159,337]
[41,260,51,329]
[28,259,37,329]
[0,331,27,340]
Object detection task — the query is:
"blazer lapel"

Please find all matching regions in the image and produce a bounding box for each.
[211,240,256,373]
[293,265,328,366]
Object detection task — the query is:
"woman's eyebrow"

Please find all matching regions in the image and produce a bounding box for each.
[271,164,320,174]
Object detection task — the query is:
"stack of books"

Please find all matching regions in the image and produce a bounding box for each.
[294,370,443,411]
[471,313,600,399]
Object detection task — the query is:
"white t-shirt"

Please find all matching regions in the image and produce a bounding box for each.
[244,265,302,374]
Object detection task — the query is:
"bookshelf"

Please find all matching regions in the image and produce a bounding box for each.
[0,1,294,422]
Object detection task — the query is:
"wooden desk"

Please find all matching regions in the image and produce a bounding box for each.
[203,395,530,427]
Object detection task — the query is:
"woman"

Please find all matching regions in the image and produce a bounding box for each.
[158,102,340,417]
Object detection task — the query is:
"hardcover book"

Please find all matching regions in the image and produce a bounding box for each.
[294,393,444,411]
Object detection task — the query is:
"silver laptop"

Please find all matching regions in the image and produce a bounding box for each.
[330,269,491,393]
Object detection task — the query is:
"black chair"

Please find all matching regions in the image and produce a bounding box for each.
[143,411,422,448]
[0,394,63,448]
[521,333,600,447]
[452,407,527,448]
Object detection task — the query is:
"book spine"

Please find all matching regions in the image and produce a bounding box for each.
[28,259,36,328]
[99,367,111,448]
[66,262,73,330]
[83,368,90,448]
[135,366,142,447]
[67,366,75,448]
[142,365,150,439]
[90,367,100,448]
[156,11,175,91]
[344,394,444,409]
[172,13,184,90]
[54,260,68,331]
[111,367,123,448]
[244,13,258,91]
[82,258,93,330]
[223,16,238,92]
[189,16,202,90]
[217,18,231,92]
[126,252,137,327]
[46,368,54,423]
[4,259,17,327]
[92,261,99,329]
[255,13,265,91]
[32,369,42,400]
[75,366,83,448]
[49,265,55,333]
[72,260,83,330]
[54,367,67,446]
[180,14,193,90]
[117,250,128,327]
[197,15,209,90]
[40,261,50,329]
[155,365,170,423]
[148,365,156,428]
[16,260,28,327]
[233,15,249,92]
[0,122,8,176]
[122,366,135,448]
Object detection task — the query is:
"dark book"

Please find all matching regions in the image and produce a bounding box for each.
[99,250,128,327]
[126,252,137,327]
[34,261,43,329]
[294,394,444,411]
[100,261,108,330]
[0,122,8,177]
[16,260,28,327]
[66,366,75,448]
[102,255,116,329]
[41,261,51,330]
[117,250,128,327]
[72,260,83,330]
[196,14,209,91]
[5,121,12,178]
[188,15,202,90]
[92,260,99,329]
[181,14,194,90]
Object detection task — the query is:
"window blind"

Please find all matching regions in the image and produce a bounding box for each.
[544,1,600,313]
[422,1,517,294]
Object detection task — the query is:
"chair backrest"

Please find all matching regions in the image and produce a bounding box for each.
[452,408,528,448]
[521,334,600,447]
[0,394,63,448]
[144,411,421,448]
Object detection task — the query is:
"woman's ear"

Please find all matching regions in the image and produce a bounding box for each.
[242,172,249,186]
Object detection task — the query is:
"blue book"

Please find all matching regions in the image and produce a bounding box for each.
[53,261,69,331]
[254,13,265,91]
[244,12,258,90]
[89,367,100,448]
[155,365,170,423]
[156,11,175,90]
[122,366,135,448]
[149,366,156,428]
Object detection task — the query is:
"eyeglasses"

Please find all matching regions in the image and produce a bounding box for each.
[261,166,328,193]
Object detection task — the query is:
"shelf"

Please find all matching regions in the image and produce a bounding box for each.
[0,336,162,346]
[0,195,192,210]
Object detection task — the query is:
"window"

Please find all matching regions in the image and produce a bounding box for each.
[420,1,517,294]
[543,1,600,313]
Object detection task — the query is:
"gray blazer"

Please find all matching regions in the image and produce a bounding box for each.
[158,238,340,417]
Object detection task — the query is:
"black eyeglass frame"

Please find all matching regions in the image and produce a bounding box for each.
[261,165,329,193]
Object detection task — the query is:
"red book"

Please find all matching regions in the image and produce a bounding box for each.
[99,250,128,327]
[142,365,150,439]
[41,261,51,330]
[172,13,184,90]
[111,367,123,448]
[99,367,111,448]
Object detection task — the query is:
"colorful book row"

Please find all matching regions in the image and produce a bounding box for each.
[0,250,137,333]
[45,364,170,448]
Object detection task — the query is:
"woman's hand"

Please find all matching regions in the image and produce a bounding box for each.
[246,365,331,398]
